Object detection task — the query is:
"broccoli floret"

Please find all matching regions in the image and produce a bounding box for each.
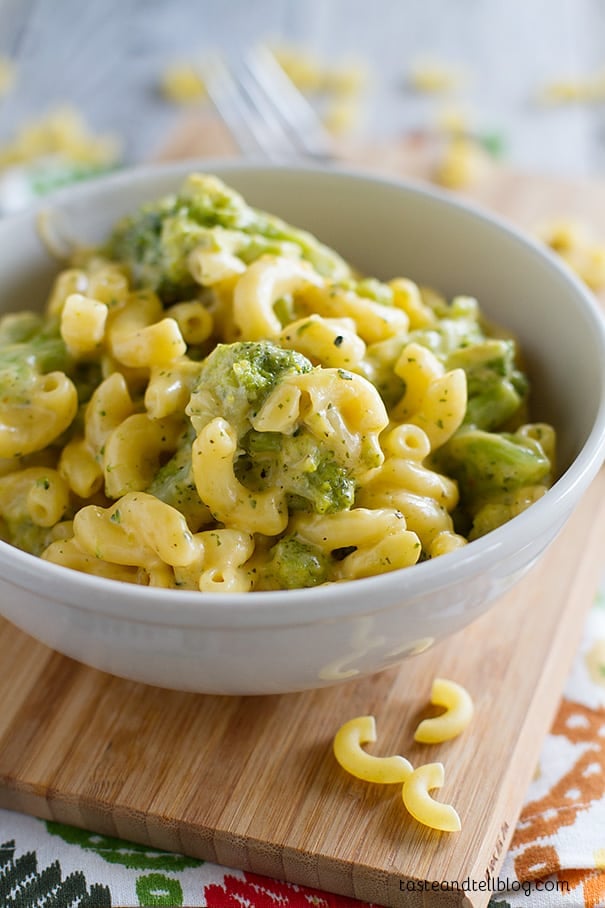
[237,428,355,515]
[361,337,407,410]
[0,314,73,407]
[187,340,312,436]
[106,198,201,302]
[106,173,351,304]
[335,277,394,307]
[446,339,529,431]
[0,313,83,458]
[187,340,356,516]
[146,427,210,531]
[1,517,55,556]
[434,427,552,504]
[0,312,46,345]
[0,318,71,376]
[263,536,331,589]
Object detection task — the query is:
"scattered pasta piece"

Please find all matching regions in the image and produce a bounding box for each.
[539,78,590,104]
[536,218,588,254]
[408,59,466,94]
[271,44,324,93]
[0,56,15,97]
[434,106,506,170]
[537,218,605,291]
[538,70,605,105]
[332,682,472,833]
[323,60,369,97]
[435,105,472,137]
[569,244,605,291]
[402,762,461,832]
[0,106,120,172]
[270,43,367,136]
[434,136,490,189]
[414,678,474,743]
[333,716,413,784]
[323,97,363,136]
[159,63,207,104]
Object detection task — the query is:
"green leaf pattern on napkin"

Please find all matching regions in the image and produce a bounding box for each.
[0,839,111,907]
[45,822,202,872]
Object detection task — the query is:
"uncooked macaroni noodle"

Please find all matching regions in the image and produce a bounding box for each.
[332,715,413,783]
[402,762,461,833]
[413,678,474,744]
[0,173,556,592]
[537,218,605,291]
[333,677,472,832]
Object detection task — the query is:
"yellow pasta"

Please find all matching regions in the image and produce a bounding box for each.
[537,217,605,291]
[58,437,104,499]
[393,343,444,419]
[73,492,197,568]
[414,678,474,743]
[278,315,366,370]
[278,368,389,475]
[356,421,466,556]
[42,537,141,583]
[0,172,555,592]
[103,414,183,497]
[60,293,108,355]
[47,268,90,317]
[174,527,255,593]
[302,282,409,343]
[232,255,323,341]
[0,56,15,97]
[323,97,363,136]
[402,762,461,832]
[0,371,78,459]
[144,359,203,420]
[191,417,288,536]
[164,301,213,345]
[159,63,207,104]
[0,467,69,527]
[86,260,130,307]
[270,44,324,93]
[434,136,489,189]
[292,508,421,579]
[0,106,120,171]
[333,716,413,784]
[408,59,466,93]
[188,246,247,286]
[107,292,186,367]
[84,372,134,459]
[388,278,435,329]
[331,682,472,833]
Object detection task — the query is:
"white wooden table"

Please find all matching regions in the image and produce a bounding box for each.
[1,0,605,176]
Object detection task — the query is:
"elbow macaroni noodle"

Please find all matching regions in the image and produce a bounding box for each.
[402,762,462,833]
[0,172,556,593]
[332,716,413,783]
[333,677,472,833]
[414,677,474,744]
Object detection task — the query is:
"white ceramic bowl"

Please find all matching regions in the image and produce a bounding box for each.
[1,161,605,695]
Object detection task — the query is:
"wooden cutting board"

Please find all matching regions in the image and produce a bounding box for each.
[1,114,605,908]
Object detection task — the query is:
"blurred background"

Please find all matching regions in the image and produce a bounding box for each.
[2,0,605,208]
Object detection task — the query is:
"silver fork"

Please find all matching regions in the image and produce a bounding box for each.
[201,46,334,162]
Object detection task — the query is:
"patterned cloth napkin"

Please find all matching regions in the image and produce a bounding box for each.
[495,571,605,908]
[2,570,605,908]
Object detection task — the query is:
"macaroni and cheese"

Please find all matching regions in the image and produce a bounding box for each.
[0,173,556,592]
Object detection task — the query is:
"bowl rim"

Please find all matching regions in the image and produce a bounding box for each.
[1,157,605,627]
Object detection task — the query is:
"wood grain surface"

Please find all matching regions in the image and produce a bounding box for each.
[0,118,604,908]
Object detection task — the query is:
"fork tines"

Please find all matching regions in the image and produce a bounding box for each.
[201,46,333,162]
